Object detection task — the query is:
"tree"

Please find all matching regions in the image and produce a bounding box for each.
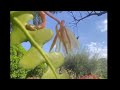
[67,11,107,26]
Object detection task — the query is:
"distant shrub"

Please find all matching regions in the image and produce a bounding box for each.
[62,49,107,79]
[95,58,107,79]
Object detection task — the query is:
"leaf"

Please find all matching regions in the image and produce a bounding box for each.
[10,11,54,69]
[19,51,64,70]
[10,11,33,45]
[10,11,65,79]
[41,68,69,79]
[49,33,58,52]
[55,25,62,52]
[60,26,68,54]
[11,11,53,46]
[64,27,71,50]
[47,52,64,69]
[66,28,80,51]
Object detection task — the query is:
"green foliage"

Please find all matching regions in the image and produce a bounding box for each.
[10,11,107,79]
[26,63,48,78]
[10,11,59,78]
[10,44,29,79]
[10,45,48,79]
[95,58,107,79]
[63,50,107,79]
[63,52,91,77]
[41,67,69,79]
[10,11,68,79]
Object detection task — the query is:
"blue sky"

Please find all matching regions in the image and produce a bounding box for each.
[21,11,107,58]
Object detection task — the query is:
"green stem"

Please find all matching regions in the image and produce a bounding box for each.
[11,16,58,79]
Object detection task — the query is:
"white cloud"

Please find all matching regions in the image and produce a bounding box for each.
[86,42,107,59]
[97,19,107,32]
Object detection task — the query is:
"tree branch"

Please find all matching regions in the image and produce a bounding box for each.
[69,11,107,26]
